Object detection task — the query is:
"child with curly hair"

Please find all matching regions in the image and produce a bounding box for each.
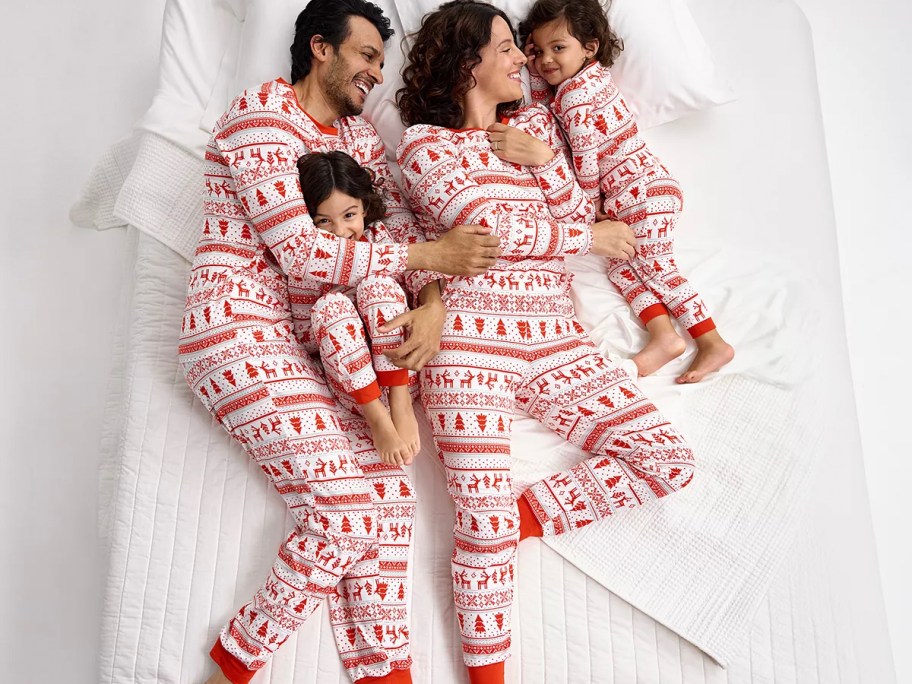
[521,0,734,382]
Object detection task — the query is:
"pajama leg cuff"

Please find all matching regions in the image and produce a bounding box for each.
[467,661,506,684]
[376,369,409,387]
[687,318,716,338]
[355,667,413,684]
[639,303,669,325]
[517,494,544,540]
[210,639,257,684]
[351,380,382,405]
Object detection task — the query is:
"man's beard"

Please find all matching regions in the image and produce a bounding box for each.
[324,56,362,118]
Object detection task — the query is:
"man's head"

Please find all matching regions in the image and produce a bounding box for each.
[290,0,394,117]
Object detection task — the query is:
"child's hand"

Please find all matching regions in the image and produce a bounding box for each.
[524,38,541,79]
[590,219,637,260]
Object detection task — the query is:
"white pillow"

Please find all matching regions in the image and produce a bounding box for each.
[396,0,735,129]
[137,0,247,157]
[232,0,409,169]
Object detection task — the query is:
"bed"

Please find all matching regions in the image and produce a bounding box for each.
[72,0,896,681]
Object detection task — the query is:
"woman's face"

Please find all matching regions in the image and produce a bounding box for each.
[470,16,527,106]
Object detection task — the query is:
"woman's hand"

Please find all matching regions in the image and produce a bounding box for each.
[486,123,555,167]
[379,297,446,371]
[589,219,637,260]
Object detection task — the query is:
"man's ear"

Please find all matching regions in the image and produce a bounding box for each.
[311,35,333,64]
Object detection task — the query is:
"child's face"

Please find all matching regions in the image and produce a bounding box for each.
[529,20,597,86]
[312,190,366,240]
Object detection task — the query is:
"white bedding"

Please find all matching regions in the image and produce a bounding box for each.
[77,0,896,682]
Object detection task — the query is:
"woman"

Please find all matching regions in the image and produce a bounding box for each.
[396,2,696,682]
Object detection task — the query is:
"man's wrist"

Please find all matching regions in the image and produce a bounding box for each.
[407,241,434,272]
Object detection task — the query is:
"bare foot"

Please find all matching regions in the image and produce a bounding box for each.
[676,329,735,384]
[361,398,411,466]
[633,315,687,376]
[203,669,231,684]
[389,386,420,464]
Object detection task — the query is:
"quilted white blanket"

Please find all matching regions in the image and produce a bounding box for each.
[71,0,896,681]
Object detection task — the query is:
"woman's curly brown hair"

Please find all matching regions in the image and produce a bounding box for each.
[397,0,522,129]
[297,151,386,225]
[518,0,624,69]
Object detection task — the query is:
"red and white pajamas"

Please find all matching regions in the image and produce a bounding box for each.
[533,63,715,337]
[397,105,696,668]
[304,226,415,411]
[179,79,425,684]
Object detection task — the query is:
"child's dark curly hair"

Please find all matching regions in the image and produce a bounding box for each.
[519,0,624,69]
[296,151,386,225]
[397,0,522,129]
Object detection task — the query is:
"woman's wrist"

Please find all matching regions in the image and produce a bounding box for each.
[530,143,556,168]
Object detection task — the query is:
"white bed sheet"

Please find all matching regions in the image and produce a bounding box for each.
[81,0,896,682]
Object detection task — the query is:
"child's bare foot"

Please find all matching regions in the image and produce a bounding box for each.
[203,669,231,684]
[676,329,735,384]
[633,315,687,376]
[389,385,420,464]
[361,398,412,466]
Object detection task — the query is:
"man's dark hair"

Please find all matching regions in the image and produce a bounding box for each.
[290,0,395,83]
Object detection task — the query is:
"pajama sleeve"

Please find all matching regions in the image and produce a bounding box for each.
[528,69,554,107]
[397,126,592,259]
[557,73,644,210]
[356,124,440,297]
[212,97,409,288]
[553,92,603,208]
[519,106,595,224]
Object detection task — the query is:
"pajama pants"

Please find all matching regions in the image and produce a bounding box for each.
[309,276,415,410]
[179,270,414,683]
[604,174,715,337]
[420,271,696,666]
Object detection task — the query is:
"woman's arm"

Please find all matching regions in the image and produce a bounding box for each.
[397,126,592,259]
[495,106,596,224]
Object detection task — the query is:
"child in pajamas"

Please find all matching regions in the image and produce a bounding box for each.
[296,151,420,465]
[521,0,734,383]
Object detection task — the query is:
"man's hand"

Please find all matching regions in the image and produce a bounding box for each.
[408,225,501,276]
[379,296,446,371]
[589,219,637,260]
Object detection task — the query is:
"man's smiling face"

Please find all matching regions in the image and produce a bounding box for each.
[323,15,385,118]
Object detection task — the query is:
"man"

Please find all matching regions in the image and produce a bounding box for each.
[180,1,501,683]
